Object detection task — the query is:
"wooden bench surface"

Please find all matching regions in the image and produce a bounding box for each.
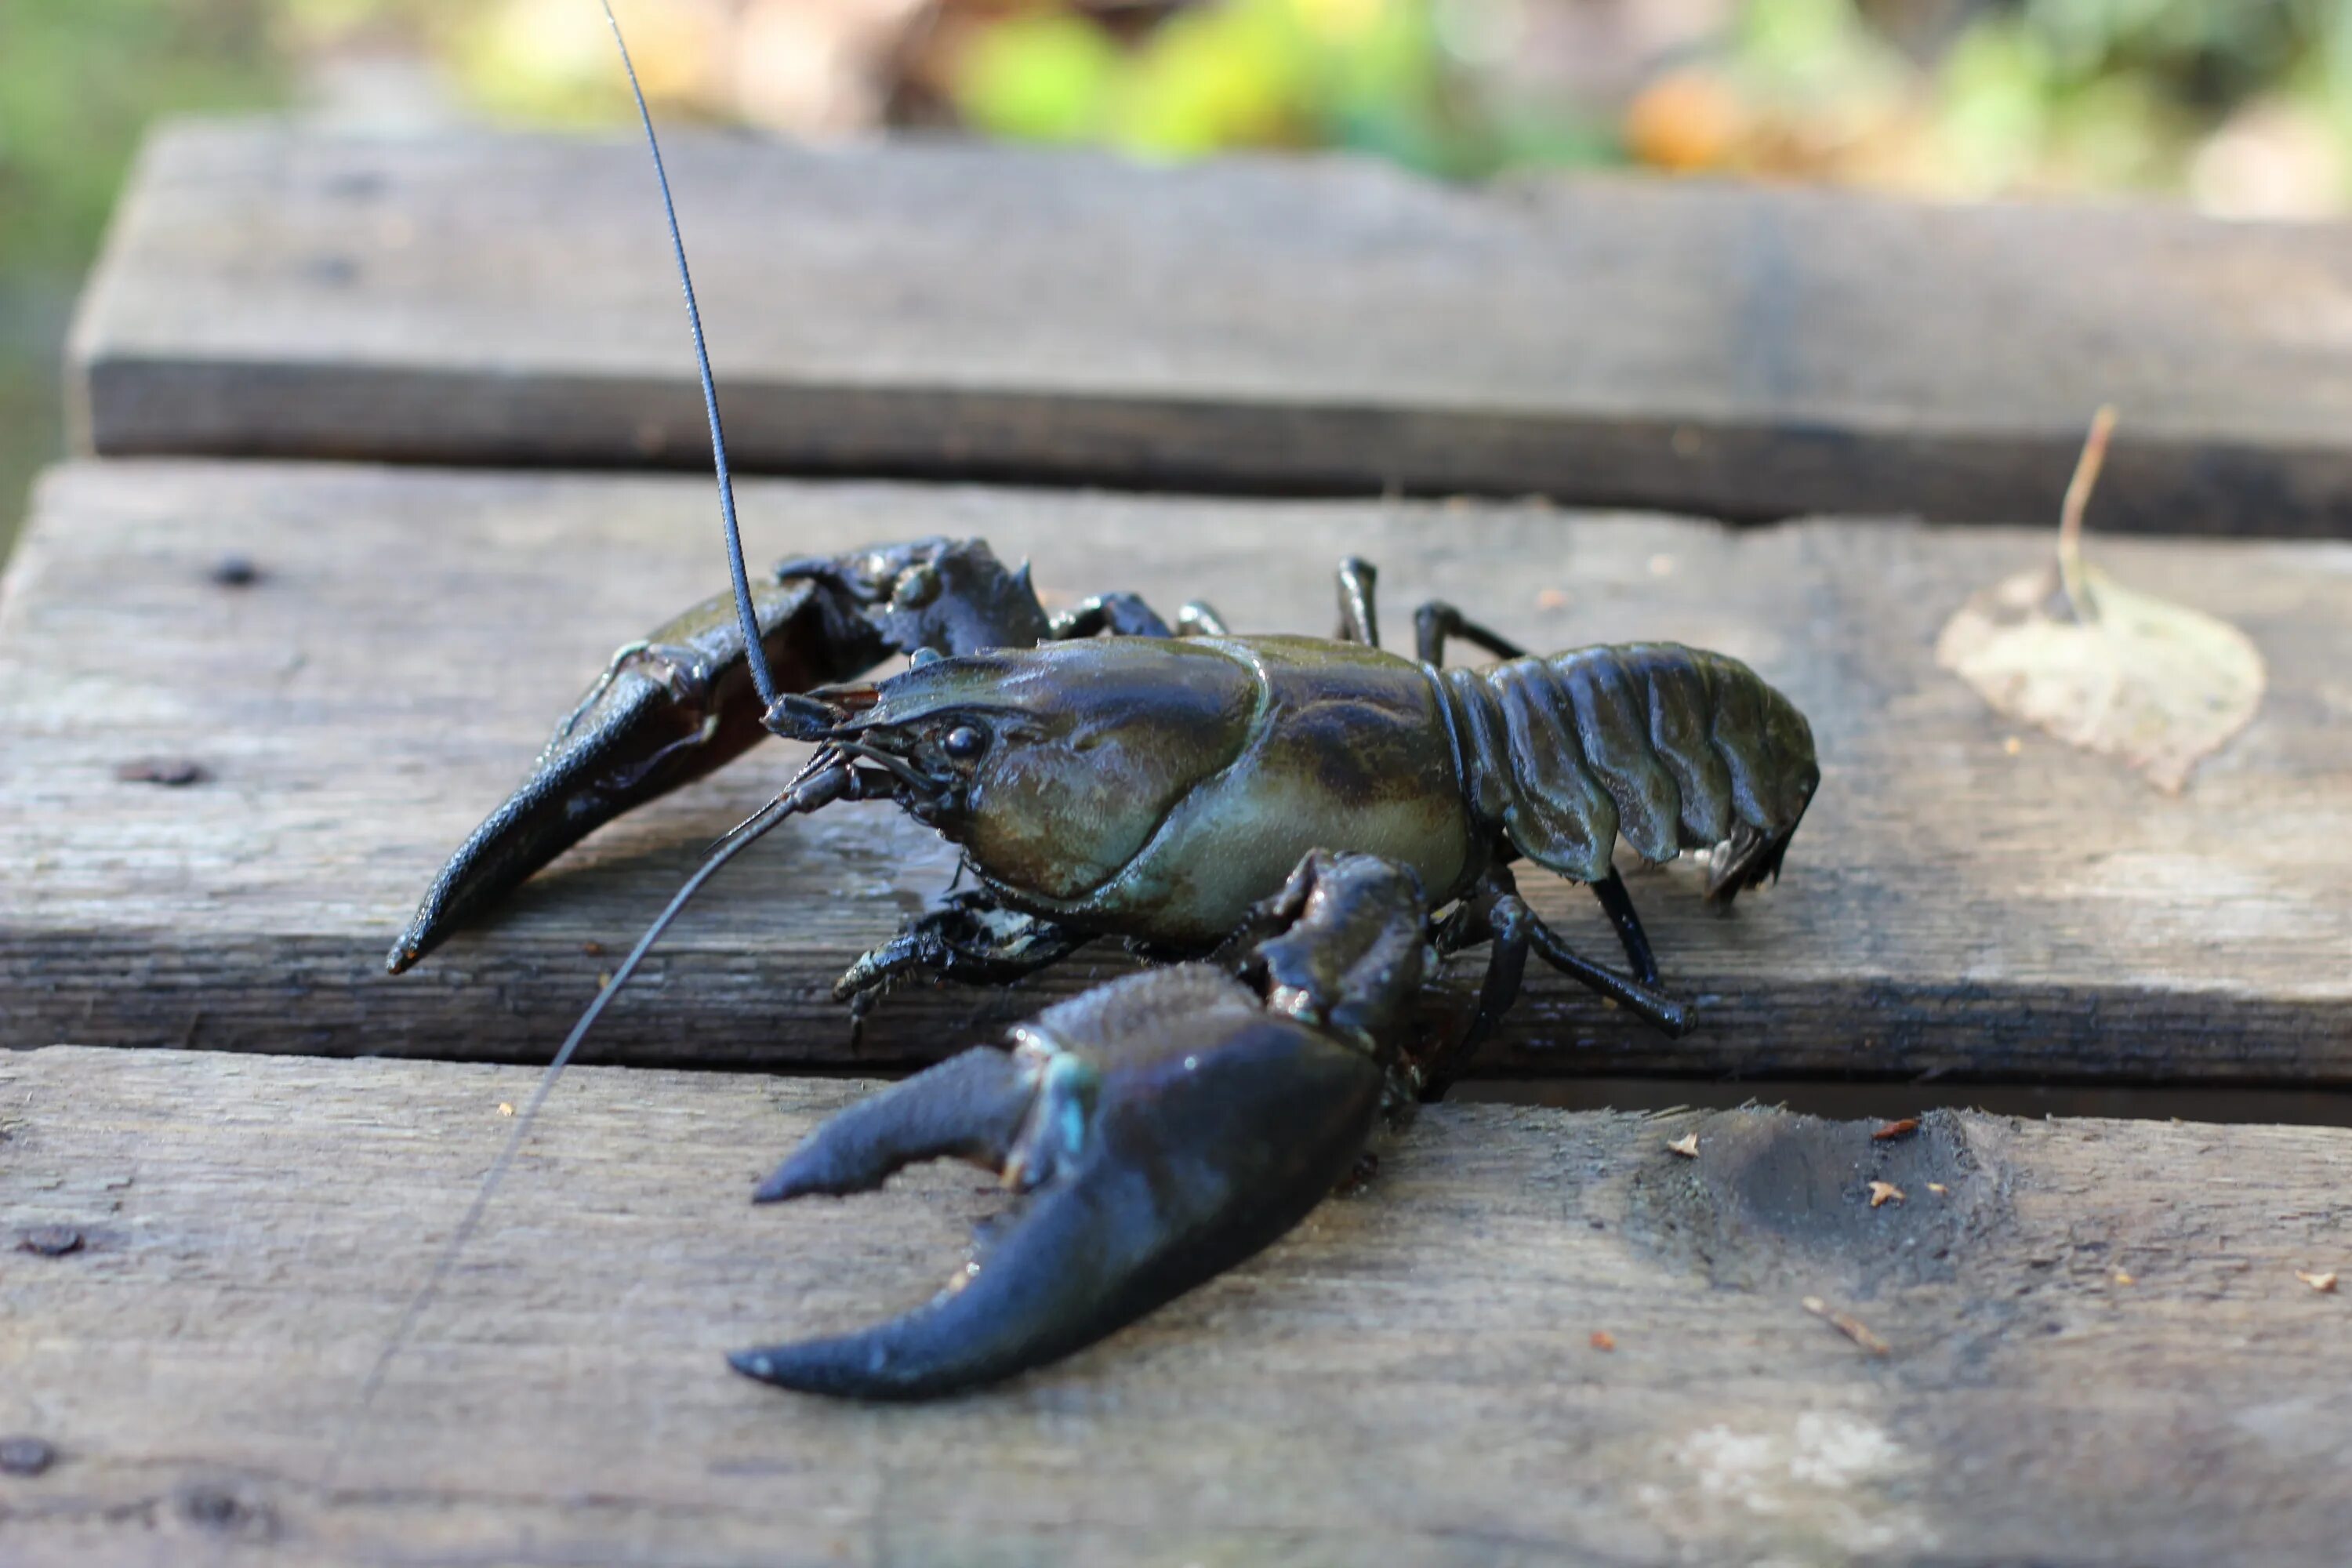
[5,459,2349,1082]
[17,114,2352,1565]
[5,1046,2349,1566]
[69,121,2352,535]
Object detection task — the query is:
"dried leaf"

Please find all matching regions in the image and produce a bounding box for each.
[1936,408,2263,793]
[1871,1118,1919,1141]
[2297,1271,2339,1294]
[1926,1182,1948,1196]
[1867,1181,1905,1208]
[496,1102,516,1118]
[2113,1270,2135,1286]
[1590,1330,1617,1352]
[1666,1133,1700,1159]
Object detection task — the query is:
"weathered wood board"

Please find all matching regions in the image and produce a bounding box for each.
[71,119,2352,535]
[5,459,2350,1083]
[3,1046,2349,1566]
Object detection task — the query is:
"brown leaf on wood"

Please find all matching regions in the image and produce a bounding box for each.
[1935,407,2264,793]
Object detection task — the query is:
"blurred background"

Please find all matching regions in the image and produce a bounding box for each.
[8,0,2352,555]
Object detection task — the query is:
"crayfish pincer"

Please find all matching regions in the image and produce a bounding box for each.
[730,848,1432,1399]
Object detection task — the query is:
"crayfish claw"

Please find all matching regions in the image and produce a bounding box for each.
[388,539,1058,972]
[734,853,1434,1400]
[385,575,822,975]
[753,1048,1035,1203]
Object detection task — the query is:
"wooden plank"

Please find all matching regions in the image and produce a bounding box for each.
[68,118,2352,536]
[5,459,2350,1083]
[5,1046,2350,1566]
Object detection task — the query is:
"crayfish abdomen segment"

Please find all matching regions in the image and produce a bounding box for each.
[1439,643,1817,894]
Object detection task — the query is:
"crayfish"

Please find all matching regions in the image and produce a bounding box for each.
[376,5,1820,1402]
[390,530,1817,1397]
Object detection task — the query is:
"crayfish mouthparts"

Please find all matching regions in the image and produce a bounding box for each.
[728,850,1432,1401]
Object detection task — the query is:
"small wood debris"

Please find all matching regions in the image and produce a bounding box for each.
[2002,735,2023,755]
[1665,1133,1700,1159]
[2113,1271,2136,1287]
[496,1102,516,1118]
[2297,1271,2339,1294]
[1926,1182,1949,1195]
[0,1436,56,1476]
[1867,1181,1905,1208]
[1871,1118,1919,1141]
[1590,1330,1616,1352]
[1536,587,1571,612]
[1803,1296,1890,1356]
[597,971,615,989]
[114,757,209,786]
[16,1225,83,1258]
[581,941,606,957]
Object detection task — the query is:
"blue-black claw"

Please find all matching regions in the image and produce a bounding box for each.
[387,539,1052,975]
[731,851,1435,1401]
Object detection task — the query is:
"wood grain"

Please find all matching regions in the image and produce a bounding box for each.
[70,120,2352,535]
[4,1046,2349,1566]
[5,459,2350,1083]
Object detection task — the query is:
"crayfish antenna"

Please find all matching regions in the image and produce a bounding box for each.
[598,0,779,720]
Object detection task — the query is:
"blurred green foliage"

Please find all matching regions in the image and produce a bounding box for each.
[0,0,286,277]
[0,0,290,551]
[950,0,2352,204]
[4,0,2350,556]
[954,0,1610,176]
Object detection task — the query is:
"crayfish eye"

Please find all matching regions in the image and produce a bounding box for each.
[943,724,985,760]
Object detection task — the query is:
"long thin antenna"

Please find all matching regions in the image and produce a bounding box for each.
[336,783,808,1468]
[337,9,806,1472]
[601,0,780,716]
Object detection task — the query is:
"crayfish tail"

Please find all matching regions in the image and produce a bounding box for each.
[1704,790,1813,906]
